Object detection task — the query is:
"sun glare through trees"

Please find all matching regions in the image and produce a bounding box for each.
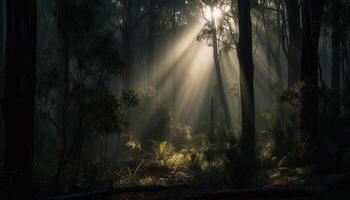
[1,0,350,200]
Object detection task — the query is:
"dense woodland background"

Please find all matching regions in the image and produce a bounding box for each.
[0,0,350,199]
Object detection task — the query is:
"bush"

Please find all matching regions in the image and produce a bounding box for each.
[187,123,247,188]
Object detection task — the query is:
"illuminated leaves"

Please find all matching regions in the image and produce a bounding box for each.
[281,81,306,111]
[126,136,142,151]
[197,0,238,52]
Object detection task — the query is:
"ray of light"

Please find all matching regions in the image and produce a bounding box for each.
[174,44,213,126]
[129,19,216,132]
[154,21,204,83]
[204,6,222,21]
[130,14,242,132]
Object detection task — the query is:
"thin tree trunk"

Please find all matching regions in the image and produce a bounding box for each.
[0,0,4,123]
[210,96,215,137]
[210,5,232,130]
[4,0,37,199]
[122,0,132,89]
[104,131,108,169]
[115,133,121,168]
[275,5,287,155]
[260,6,286,157]
[172,0,177,115]
[68,62,87,185]
[53,29,70,189]
[148,0,156,87]
[0,0,3,68]
[332,0,341,115]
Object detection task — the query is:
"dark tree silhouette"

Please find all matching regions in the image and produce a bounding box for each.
[148,0,157,87]
[0,0,3,68]
[237,0,256,181]
[285,0,302,88]
[332,0,341,115]
[298,0,325,164]
[1,0,349,195]
[4,0,37,199]
[121,0,133,89]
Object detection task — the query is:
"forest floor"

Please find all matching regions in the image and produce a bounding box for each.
[119,172,348,199]
[108,186,350,200]
[42,173,350,200]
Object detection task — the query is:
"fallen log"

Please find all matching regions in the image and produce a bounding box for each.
[42,183,189,200]
[185,187,324,200]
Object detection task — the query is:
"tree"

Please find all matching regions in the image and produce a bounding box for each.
[332,0,341,116]
[285,0,302,88]
[0,0,3,68]
[196,0,233,129]
[255,0,288,158]
[121,0,133,89]
[171,0,178,114]
[209,1,233,130]
[0,0,4,120]
[298,0,325,164]
[47,0,123,187]
[148,0,157,87]
[236,0,256,182]
[118,0,151,89]
[4,0,37,199]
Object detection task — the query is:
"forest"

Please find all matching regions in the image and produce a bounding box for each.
[0,0,350,199]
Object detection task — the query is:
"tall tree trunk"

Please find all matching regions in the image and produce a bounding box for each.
[148,0,156,87]
[285,0,302,88]
[299,0,325,164]
[260,6,286,158]
[210,5,232,129]
[4,0,37,199]
[210,96,215,137]
[0,0,3,68]
[0,0,4,132]
[172,0,177,115]
[122,0,132,89]
[104,131,108,169]
[236,0,256,179]
[53,15,71,188]
[332,0,341,115]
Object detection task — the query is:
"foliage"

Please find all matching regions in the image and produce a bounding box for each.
[129,87,172,144]
[281,81,305,112]
[88,88,139,133]
[169,122,192,148]
[32,0,144,190]
[126,136,142,151]
[259,140,275,167]
[149,140,176,167]
[11,0,350,193]
[197,0,238,53]
[139,176,160,185]
[185,123,249,187]
[268,165,315,186]
[112,161,143,187]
